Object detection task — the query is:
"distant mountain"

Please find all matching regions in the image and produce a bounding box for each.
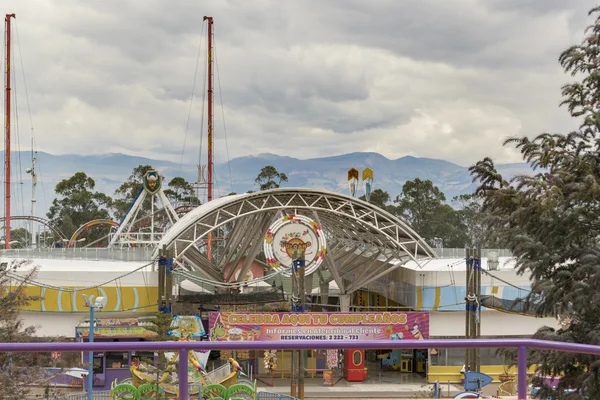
[0,151,533,219]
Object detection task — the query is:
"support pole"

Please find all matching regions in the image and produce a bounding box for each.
[87,305,95,400]
[464,248,472,372]
[469,249,477,372]
[29,140,37,248]
[517,346,527,400]
[164,249,174,314]
[179,347,188,400]
[298,254,306,400]
[203,15,214,261]
[475,247,482,372]
[158,246,166,312]
[4,14,15,249]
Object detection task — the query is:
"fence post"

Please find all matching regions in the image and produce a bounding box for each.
[517,346,527,400]
[179,348,188,400]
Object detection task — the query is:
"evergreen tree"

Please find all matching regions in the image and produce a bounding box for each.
[391,178,468,247]
[255,166,288,191]
[359,188,391,209]
[113,165,154,220]
[46,172,112,239]
[163,177,200,205]
[0,261,56,399]
[469,7,600,398]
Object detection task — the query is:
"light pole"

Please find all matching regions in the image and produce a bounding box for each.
[82,295,105,400]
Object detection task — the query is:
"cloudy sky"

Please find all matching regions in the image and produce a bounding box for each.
[3,0,598,166]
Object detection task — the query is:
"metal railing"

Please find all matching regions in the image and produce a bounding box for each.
[2,338,597,400]
[58,392,110,400]
[431,248,513,258]
[207,362,231,383]
[0,247,514,262]
[257,392,299,400]
[0,247,154,262]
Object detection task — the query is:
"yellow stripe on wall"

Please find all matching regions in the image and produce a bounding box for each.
[491,286,499,294]
[416,287,423,311]
[428,365,539,384]
[432,287,441,311]
[11,285,158,313]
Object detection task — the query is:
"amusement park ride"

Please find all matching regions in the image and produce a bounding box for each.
[1,11,212,252]
[109,325,257,400]
[2,12,466,400]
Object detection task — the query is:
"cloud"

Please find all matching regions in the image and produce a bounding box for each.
[4,0,598,167]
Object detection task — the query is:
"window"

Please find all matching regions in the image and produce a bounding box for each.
[106,352,128,369]
[429,348,503,366]
[352,350,362,366]
[131,352,155,364]
[92,357,104,374]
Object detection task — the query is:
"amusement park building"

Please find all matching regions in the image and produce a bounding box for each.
[0,188,557,384]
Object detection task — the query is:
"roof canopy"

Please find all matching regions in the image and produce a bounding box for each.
[155,188,436,295]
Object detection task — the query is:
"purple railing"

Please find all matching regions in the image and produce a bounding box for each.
[1,338,599,400]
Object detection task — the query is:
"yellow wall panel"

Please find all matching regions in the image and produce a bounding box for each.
[13,285,158,313]
[428,365,539,383]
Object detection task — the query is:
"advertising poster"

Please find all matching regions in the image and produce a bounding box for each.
[208,312,429,342]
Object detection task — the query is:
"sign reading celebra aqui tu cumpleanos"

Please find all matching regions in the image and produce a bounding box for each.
[208,312,429,342]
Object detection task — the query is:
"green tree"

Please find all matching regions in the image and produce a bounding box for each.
[359,188,391,209]
[0,260,63,398]
[113,165,154,220]
[451,193,491,248]
[143,312,177,394]
[469,7,600,397]
[46,172,112,238]
[392,178,468,248]
[0,228,32,249]
[164,177,199,205]
[255,166,288,191]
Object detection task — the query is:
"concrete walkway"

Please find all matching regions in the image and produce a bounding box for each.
[256,378,464,398]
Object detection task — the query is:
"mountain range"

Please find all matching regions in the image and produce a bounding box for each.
[0,151,531,219]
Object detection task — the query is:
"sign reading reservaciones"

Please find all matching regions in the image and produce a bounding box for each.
[208,312,429,342]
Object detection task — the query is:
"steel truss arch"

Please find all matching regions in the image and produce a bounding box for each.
[69,219,120,248]
[0,216,68,241]
[155,188,436,292]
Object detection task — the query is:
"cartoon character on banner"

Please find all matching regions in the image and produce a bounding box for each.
[411,322,425,340]
[405,318,426,340]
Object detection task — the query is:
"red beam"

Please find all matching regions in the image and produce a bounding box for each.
[4,13,15,249]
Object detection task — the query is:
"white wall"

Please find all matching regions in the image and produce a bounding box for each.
[429,310,559,337]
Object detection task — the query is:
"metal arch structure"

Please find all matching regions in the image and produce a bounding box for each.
[108,185,180,248]
[155,188,436,295]
[68,219,120,248]
[0,216,68,242]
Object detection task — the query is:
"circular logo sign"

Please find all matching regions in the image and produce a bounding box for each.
[263,214,327,276]
[143,170,162,195]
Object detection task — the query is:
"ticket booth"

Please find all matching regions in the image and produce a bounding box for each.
[343,349,367,381]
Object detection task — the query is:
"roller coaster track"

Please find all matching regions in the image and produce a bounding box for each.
[0,204,198,248]
[0,216,68,241]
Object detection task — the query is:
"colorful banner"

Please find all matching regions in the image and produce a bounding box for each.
[169,315,206,338]
[208,312,429,342]
[75,326,155,338]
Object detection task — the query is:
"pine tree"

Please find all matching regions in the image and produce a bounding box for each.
[469,7,600,398]
[143,312,177,397]
[0,261,48,399]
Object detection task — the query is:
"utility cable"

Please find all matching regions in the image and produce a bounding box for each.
[213,26,234,194]
[6,260,156,292]
[178,18,207,177]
